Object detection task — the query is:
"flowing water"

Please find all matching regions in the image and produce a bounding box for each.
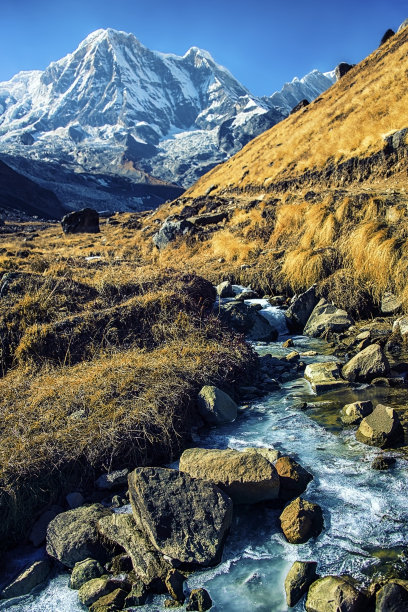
[2,301,408,611]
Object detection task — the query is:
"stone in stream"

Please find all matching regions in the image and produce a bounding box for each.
[371,455,396,470]
[284,560,319,607]
[128,467,233,566]
[274,456,313,501]
[244,446,281,463]
[89,587,128,612]
[124,580,148,607]
[303,298,353,338]
[197,385,238,425]
[285,285,319,332]
[69,558,105,590]
[304,361,348,393]
[217,300,278,341]
[179,447,280,504]
[279,497,323,544]
[97,513,172,591]
[46,504,112,568]
[375,581,408,611]
[186,588,213,611]
[356,404,404,448]
[340,400,373,426]
[305,575,368,611]
[342,344,390,383]
[216,280,234,298]
[0,559,51,599]
[78,577,115,607]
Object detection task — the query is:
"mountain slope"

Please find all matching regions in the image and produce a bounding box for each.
[0,29,334,211]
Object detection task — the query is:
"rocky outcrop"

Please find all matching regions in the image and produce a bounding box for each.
[305,575,367,611]
[304,361,348,393]
[356,404,404,448]
[279,497,323,544]
[342,344,390,383]
[1,560,51,599]
[186,588,213,611]
[290,99,310,114]
[218,300,278,341]
[97,513,172,591]
[285,285,319,332]
[61,208,100,234]
[341,401,373,425]
[69,558,105,590]
[128,467,233,566]
[152,218,194,249]
[274,456,313,501]
[335,63,355,79]
[285,561,319,607]
[197,385,238,425]
[179,447,280,504]
[46,504,112,568]
[303,299,353,338]
[380,29,395,46]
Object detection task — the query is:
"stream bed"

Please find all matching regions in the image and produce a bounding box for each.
[2,305,408,611]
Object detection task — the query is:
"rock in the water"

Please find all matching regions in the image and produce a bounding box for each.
[61,208,100,234]
[304,362,348,393]
[341,401,373,425]
[89,587,128,612]
[216,280,234,298]
[371,455,396,470]
[78,577,114,607]
[152,218,193,249]
[375,581,408,611]
[305,575,367,611]
[235,289,259,300]
[179,447,280,504]
[275,456,313,501]
[95,469,129,491]
[285,285,319,333]
[97,513,172,591]
[279,497,323,544]
[128,467,233,566]
[356,404,404,448]
[69,558,105,590]
[218,300,278,341]
[1,560,51,599]
[342,344,390,383]
[381,292,402,315]
[290,99,310,114]
[46,504,112,568]
[186,588,213,611]
[244,446,281,463]
[125,580,148,607]
[335,63,355,79]
[283,338,294,348]
[197,385,238,425]
[380,29,395,46]
[165,569,186,603]
[303,299,353,338]
[285,560,319,607]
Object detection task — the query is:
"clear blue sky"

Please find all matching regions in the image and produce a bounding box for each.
[1,0,407,95]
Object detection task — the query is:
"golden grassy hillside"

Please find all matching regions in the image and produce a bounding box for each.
[187,25,408,197]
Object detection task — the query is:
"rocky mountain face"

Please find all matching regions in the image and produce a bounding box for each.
[0,29,334,214]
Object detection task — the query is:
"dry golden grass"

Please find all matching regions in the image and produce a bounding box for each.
[186,27,408,198]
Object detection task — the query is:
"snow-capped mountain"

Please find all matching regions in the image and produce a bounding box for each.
[0,29,335,212]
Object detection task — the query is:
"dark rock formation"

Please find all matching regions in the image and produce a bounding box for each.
[380,29,395,46]
[335,63,355,80]
[152,217,194,249]
[290,99,310,114]
[61,207,100,234]
[285,560,319,607]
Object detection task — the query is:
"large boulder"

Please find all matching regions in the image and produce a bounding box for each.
[342,344,390,383]
[179,447,280,504]
[69,558,105,590]
[341,401,373,426]
[305,575,367,611]
[186,588,213,611]
[152,218,193,249]
[381,292,402,315]
[274,456,313,501]
[380,29,395,46]
[97,513,172,591]
[279,497,323,544]
[218,300,279,341]
[216,280,234,298]
[356,404,404,448]
[304,299,353,338]
[285,561,319,607]
[197,385,238,425]
[290,99,310,114]
[1,560,51,599]
[304,361,349,393]
[128,467,233,566]
[335,63,355,79]
[46,504,112,568]
[61,208,100,234]
[376,581,408,611]
[78,577,115,607]
[285,285,319,332]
